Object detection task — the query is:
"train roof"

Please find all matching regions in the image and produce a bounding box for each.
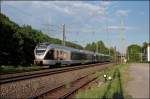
[47,44,94,54]
[47,44,78,51]
[37,43,111,57]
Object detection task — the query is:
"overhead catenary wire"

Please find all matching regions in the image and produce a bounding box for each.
[7,5,100,40]
[6,4,113,49]
[6,5,66,40]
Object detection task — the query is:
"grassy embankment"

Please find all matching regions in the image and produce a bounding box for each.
[0,65,44,74]
[76,64,132,99]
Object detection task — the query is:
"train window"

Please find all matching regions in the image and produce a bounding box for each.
[71,52,87,60]
[60,51,63,55]
[63,52,67,59]
[37,44,47,49]
[36,49,46,55]
[44,50,54,60]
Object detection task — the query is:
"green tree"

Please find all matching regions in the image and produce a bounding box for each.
[127,44,142,62]
[0,13,83,66]
[85,40,110,54]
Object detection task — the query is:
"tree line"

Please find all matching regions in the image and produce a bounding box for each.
[0,13,148,66]
[0,13,82,66]
[127,42,149,62]
[85,41,149,63]
[0,13,118,66]
[85,41,121,60]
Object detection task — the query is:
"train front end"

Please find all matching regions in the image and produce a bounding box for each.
[34,43,49,65]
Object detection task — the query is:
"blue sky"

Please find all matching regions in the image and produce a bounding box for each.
[1,1,149,53]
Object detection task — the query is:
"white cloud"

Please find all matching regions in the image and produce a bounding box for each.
[100,1,112,7]
[29,1,111,20]
[116,10,130,16]
[2,1,116,37]
[2,1,30,6]
[3,1,113,24]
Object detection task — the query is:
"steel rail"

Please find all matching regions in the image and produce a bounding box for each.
[0,62,111,84]
[31,71,100,99]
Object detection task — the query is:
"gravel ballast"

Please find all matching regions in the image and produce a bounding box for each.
[0,64,113,98]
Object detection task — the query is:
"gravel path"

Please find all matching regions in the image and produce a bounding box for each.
[127,63,149,99]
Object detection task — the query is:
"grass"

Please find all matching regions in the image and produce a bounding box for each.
[76,64,132,99]
[0,65,43,74]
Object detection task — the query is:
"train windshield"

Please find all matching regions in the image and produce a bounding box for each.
[37,44,48,49]
[36,49,46,55]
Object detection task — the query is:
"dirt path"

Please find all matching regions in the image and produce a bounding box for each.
[127,63,149,99]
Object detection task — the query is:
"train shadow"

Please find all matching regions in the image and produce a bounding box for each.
[102,68,124,99]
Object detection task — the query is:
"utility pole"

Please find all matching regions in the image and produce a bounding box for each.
[104,10,110,55]
[116,46,118,64]
[114,46,117,64]
[119,14,126,64]
[140,53,143,62]
[105,17,110,55]
[62,24,66,46]
[127,48,129,61]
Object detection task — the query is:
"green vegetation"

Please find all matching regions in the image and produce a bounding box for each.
[0,13,83,66]
[76,64,132,99]
[85,41,120,60]
[127,44,142,62]
[127,42,149,63]
[0,13,117,66]
[85,41,109,54]
[1,12,148,66]
[0,65,43,74]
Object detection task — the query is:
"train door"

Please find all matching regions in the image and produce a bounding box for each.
[54,49,62,60]
[56,50,59,60]
[56,49,62,65]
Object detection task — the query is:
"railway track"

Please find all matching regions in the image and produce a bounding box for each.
[0,62,111,84]
[31,71,99,99]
